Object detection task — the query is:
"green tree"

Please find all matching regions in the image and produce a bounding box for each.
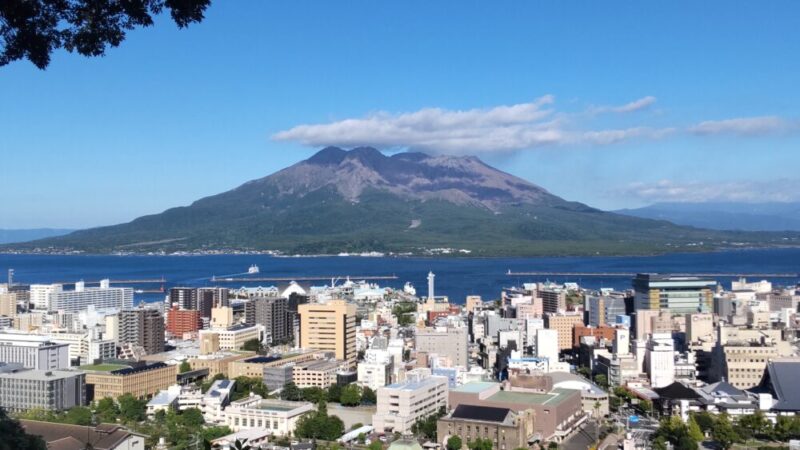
[94,397,119,424]
[737,411,771,441]
[64,406,93,425]
[301,386,326,403]
[446,436,463,450]
[774,415,800,441]
[0,0,211,69]
[711,414,739,450]
[281,382,302,401]
[118,393,147,423]
[179,361,192,373]
[340,384,362,406]
[393,302,417,326]
[0,407,48,450]
[687,415,704,442]
[692,411,715,434]
[242,338,262,352]
[327,383,342,403]
[179,408,205,427]
[467,438,493,450]
[639,400,653,416]
[361,386,377,405]
[294,400,345,441]
[594,374,608,389]
[367,441,383,450]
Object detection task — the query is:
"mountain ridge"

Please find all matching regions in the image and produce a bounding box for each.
[7,147,799,256]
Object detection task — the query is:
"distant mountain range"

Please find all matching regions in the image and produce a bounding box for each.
[0,228,74,244]
[615,202,800,232]
[6,147,799,256]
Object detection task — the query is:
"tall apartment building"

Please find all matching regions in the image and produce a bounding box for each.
[646,333,675,388]
[199,287,229,309]
[0,292,17,318]
[545,313,584,351]
[372,368,449,434]
[541,288,567,314]
[0,332,70,370]
[415,326,469,367]
[298,300,357,369]
[33,281,134,313]
[169,287,198,310]
[0,368,86,412]
[119,308,165,355]
[253,297,289,345]
[166,306,202,337]
[633,274,715,313]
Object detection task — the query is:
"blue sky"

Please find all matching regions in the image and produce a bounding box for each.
[1,1,799,228]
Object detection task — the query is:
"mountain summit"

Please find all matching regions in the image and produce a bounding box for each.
[15,147,796,255]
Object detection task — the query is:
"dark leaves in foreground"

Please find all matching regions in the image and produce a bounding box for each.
[0,0,211,69]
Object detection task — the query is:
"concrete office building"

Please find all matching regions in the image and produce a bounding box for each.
[587,295,627,327]
[415,326,469,368]
[292,359,345,388]
[646,333,675,388]
[224,397,314,434]
[0,292,17,318]
[299,300,357,369]
[541,288,567,314]
[373,369,449,434]
[0,367,86,412]
[0,332,70,370]
[633,274,715,313]
[119,308,165,355]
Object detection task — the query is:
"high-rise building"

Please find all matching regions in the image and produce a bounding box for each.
[34,281,133,313]
[587,295,627,327]
[0,292,16,318]
[254,297,289,345]
[298,300,357,369]
[415,326,468,367]
[534,329,559,363]
[372,368,448,434]
[119,308,165,355]
[169,287,197,310]
[541,288,566,314]
[544,313,583,351]
[166,306,202,337]
[633,274,716,313]
[646,333,675,388]
[198,287,229,309]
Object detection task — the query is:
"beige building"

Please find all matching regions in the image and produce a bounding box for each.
[415,326,469,368]
[545,313,583,351]
[465,296,483,314]
[188,352,256,378]
[292,359,345,388]
[372,368,449,434]
[299,300,357,369]
[199,324,263,354]
[211,306,234,329]
[224,397,314,434]
[0,292,17,318]
[85,362,175,400]
[228,350,331,379]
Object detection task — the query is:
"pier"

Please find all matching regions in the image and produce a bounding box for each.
[506,271,799,278]
[211,275,399,283]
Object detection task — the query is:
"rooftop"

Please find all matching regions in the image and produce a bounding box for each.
[451,381,498,393]
[488,388,575,407]
[78,363,130,372]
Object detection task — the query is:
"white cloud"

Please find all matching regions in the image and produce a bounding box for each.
[618,179,800,203]
[273,95,670,154]
[688,116,791,136]
[588,96,657,114]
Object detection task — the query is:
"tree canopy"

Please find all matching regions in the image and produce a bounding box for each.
[0,0,211,69]
[0,407,47,450]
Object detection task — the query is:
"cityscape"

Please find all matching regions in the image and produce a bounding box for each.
[3,2,800,450]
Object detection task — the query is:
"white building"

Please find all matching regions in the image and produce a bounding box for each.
[203,379,235,424]
[358,348,394,390]
[646,333,675,388]
[0,332,70,370]
[223,396,313,434]
[525,318,544,348]
[535,329,559,364]
[32,281,134,313]
[49,332,116,365]
[372,368,448,434]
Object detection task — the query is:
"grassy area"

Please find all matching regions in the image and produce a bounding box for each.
[79,363,129,372]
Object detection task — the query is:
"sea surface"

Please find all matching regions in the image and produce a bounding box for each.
[1,248,798,304]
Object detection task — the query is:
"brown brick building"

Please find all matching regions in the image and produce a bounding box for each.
[166,306,202,337]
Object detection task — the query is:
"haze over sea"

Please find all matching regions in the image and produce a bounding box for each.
[2,248,799,304]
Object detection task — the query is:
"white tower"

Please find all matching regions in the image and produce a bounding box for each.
[427,271,435,301]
